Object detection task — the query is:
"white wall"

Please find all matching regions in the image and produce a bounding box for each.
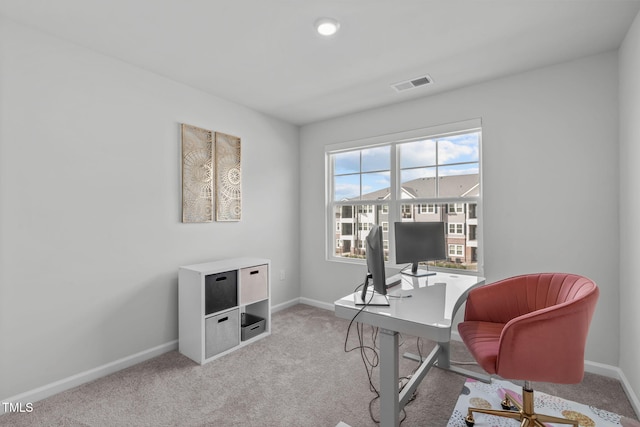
[619,10,640,406]
[0,18,300,400]
[300,52,620,367]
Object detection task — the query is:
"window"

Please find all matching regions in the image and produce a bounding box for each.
[327,120,481,272]
[342,223,353,235]
[341,206,353,218]
[358,222,371,231]
[449,244,464,257]
[448,204,464,214]
[401,205,413,219]
[421,204,437,214]
[469,224,477,241]
[448,223,464,235]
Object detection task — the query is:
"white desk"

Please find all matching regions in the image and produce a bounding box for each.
[334,272,486,427]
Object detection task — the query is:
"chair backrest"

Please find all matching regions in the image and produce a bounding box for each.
[465,273,599,383]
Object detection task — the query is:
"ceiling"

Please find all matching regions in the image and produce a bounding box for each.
[1,0,640,125]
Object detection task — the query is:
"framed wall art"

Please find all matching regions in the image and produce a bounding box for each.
[180,124,241,223]
[181,124,214,223]
[215,132,242,221]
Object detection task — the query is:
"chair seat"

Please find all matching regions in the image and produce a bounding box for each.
[457,320,504,375]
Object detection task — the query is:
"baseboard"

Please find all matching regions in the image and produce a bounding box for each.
[1,340,178,413]
[274,296,335,312]
[299,297,334,311]
[274,297,334,312]
[271,298,302,313]
[452,332,627,379]
[621,371,640,419]
[596,363,640,418]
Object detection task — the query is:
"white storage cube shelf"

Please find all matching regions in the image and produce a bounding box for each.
[178,258,271,365]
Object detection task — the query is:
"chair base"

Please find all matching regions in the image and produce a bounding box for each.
[465,386,578,427]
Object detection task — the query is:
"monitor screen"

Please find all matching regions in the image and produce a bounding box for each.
[394,221,446,276]
[366,224,386,296]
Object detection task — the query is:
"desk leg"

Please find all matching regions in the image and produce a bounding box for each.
[379,328,399,427]
[403,341,491,384]
[437,341,450,369]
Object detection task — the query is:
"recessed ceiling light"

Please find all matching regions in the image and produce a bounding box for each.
[315,17,340,36]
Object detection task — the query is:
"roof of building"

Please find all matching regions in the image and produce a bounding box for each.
[345,173,479,202]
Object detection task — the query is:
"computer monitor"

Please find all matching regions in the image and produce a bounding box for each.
[394,221,446,277]
[359,224,389,305]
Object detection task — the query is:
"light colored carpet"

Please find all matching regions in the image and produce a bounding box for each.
[447,378,640,427]
[0,304,637,426]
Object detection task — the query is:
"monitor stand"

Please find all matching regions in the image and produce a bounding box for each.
[356,273,390,306]
[401,262,436,277]
[355,289,389,306]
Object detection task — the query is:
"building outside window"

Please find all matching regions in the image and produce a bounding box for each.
[327,121,481,272]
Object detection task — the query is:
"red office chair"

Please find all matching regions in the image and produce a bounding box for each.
[457,273,599,427]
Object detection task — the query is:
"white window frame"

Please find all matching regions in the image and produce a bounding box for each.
[448,203,464,214]
[401,204,413,219]
[325,118,483,275]
[449,244,464,257]
[423,204,437,214]
[448,223,464,235]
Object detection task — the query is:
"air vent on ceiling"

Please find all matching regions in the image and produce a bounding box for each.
[391,75,433,92]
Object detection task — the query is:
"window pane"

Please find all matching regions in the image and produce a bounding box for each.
[362,146,390,172]
[438,167,479,198]
[399,139,436,169]
[333,204,389,261]
[399,202,478,272]
[439,164,479,177]
[334,151,360,175]
[400,167,436,199]
[438,133,480,165]
[362,172,390,200]
[334,174,360,201]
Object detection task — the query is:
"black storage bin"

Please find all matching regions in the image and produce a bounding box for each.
[241,313,265,341]
[205,270,238,315]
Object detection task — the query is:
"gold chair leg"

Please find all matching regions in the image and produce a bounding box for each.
[465,407,522,426]
[464,385,578,427]
[503,391,522,410]
[535,413,579,426]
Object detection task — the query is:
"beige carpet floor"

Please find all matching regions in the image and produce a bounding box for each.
[1,304,637,426]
